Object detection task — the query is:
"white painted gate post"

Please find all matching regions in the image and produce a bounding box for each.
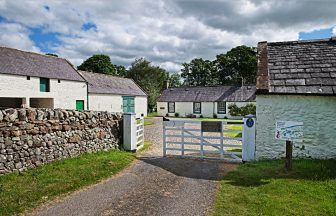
[123,113,137,151]
[242,114,256,162]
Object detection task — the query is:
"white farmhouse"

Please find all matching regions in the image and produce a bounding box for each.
[79,71,148,117]
[256,37,336,159]
[157,85,255,118]
[0,47,87,110]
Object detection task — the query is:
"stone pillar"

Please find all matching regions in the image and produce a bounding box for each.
[242,114,256,161]
[123,113,137,151]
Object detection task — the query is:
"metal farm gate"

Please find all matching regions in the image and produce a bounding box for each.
[163,117,255,163]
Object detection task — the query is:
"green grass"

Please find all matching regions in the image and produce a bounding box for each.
[147,112,158,117]
[144,118,154,126]
[224,124,243,138]
[0,150,135,216]
[212,159,336,216]
[136,140,152,154]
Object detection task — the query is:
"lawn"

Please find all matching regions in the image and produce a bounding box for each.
[0,150,135,216]
[212,159,336,216]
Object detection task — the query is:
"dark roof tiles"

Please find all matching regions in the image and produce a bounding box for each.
[78,70,147,96]
[158,86,256,102]
[0,47,85,82]
[257,38,336,95]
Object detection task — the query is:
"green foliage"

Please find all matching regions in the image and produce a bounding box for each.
[78,54,116,75]
[215,45,257,85]
[114,65,127,77]
[169,73,182,87]
[0,150,134,216]
[213,114,217,118]
[212,159,336,216]
[228,103,256,116]
[126,58,169,110]
[181,58,217,86]
[180,45,257,86]
[199,115,203,118]
[174,112,179,117]
[45,53,58,57]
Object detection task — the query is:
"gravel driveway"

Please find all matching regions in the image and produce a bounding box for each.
[31,117,237,216]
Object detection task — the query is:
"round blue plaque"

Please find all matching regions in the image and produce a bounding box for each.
[246,118,254,128]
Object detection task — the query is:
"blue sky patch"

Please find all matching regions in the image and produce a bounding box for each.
[81,22,97,31]
[29,27,61,53]
[299,27,334,40]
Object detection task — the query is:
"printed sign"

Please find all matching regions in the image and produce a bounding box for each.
[246,118,254,128]
[201,121,222,132]
[275,121,303,140]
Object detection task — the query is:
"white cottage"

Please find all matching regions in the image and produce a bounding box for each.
[79,71,148,117]
[0,47,87,110]
[157,85,255,118]
[256,37,336,159]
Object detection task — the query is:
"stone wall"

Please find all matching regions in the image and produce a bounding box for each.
[256,94,336,159]
[0,108,122,174]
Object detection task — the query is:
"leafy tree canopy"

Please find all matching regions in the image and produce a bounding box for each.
[169,73,182,87]
[78,54,116,75]
[45,53,58,57]
[181,58,217,86]
[127,58,168,110]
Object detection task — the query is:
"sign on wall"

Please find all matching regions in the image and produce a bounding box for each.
[275,121,303,140]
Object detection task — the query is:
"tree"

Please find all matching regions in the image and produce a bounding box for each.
[215,45,257,85]
[114,65,127,77]
[169,73,182,87]
[180,58,217,86]
[127,58,168,110]
[77,54,116,75]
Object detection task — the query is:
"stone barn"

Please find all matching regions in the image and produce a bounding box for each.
[256,37,336,159]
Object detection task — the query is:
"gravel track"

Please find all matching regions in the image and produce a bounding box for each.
[31,117,237,216]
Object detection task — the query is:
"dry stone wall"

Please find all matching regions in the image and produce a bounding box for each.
[0,108,122,174]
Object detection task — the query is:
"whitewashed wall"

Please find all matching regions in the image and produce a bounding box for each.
[89,93,147,117]
[256,94,336,159]
[157,101,254,118]
[0,73,87,109]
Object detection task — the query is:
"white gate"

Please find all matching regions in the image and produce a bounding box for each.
[136,116,145,150]
[163,117,255,163]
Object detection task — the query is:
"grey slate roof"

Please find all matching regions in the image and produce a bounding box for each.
[158,86,256,102]
[0,47,85,82]
[78,70,147,96]
[257,37,336,95]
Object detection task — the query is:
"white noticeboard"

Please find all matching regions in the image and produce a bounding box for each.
[275,121,303,140]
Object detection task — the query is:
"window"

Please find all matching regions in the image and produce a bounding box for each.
[168,102,175,113]
[27,76,30,80]
[40,78,50,92]
[193,102,201,114]
[217,102,226,114]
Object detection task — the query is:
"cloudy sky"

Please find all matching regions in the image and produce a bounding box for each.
[0,0,335,72]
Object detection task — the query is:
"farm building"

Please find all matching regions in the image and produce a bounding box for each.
[0,47,87,110]
[256,37,336,159]
[157,85,256,118]
[79,71,148,117]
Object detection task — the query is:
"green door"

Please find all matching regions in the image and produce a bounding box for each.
[76,100,84,110]
[123,96,135,113]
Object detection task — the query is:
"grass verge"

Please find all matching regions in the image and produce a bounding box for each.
[0,150,135,216]
[212,159,336,216]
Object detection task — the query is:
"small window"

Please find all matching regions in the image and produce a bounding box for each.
[217,102,226,114]
[58,79,61,83]
[27,76,30,80]
[168,102,175,113]
[193,102,201,114]
[40,78,50,92]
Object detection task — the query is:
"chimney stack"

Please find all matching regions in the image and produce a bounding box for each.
[164,80,170,89]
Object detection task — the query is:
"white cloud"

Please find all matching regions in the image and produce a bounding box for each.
[0,0,335,72]
[333,26,336,36]
[0,22,40,52]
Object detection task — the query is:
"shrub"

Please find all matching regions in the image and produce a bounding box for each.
[165,113,169,117]
[228,103,256,117]
[174,113,179,117]
[200,115,203,118]
[223,116,228,119]
[213,114,217,118]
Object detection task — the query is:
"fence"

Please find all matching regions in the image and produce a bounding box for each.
[123,113,144,151]
[163,115,255,162]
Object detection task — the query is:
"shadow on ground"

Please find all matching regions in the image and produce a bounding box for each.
[138,156,238,181]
